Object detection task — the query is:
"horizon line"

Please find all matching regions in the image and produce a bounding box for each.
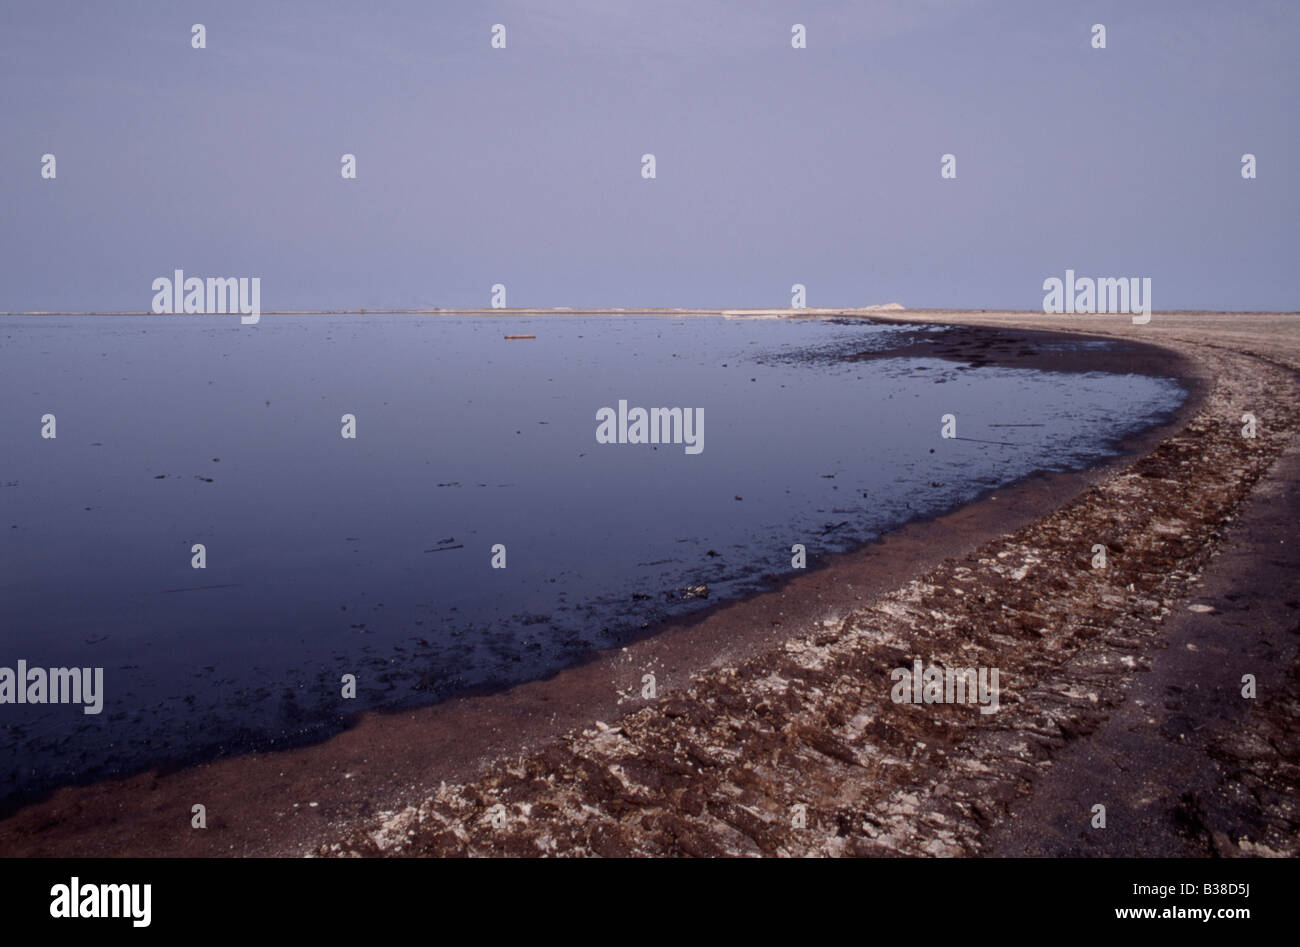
[2,307,1297,317]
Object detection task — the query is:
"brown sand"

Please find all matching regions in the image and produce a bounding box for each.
[1,310,1296,857]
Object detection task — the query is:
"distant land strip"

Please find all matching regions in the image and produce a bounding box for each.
[2,308,1296,317]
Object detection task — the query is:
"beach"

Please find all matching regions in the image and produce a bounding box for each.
[1,310,1295,858]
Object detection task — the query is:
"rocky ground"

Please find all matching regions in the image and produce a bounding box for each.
[328,312,1299,858]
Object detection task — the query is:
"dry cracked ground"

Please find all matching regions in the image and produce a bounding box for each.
[330,312,1299,858]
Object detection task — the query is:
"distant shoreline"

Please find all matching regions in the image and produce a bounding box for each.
[3,307,904,316]
[2,308,1297,317]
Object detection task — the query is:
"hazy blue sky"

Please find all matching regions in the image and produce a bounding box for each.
[2,1,1296,311]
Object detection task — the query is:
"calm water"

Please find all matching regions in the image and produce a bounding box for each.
[0,314,1185,806]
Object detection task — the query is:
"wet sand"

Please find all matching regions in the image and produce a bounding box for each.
[2,311,1295,857]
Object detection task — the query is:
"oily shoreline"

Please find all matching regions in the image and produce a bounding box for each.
[316,313,1294,857]
[0,316,1213,857]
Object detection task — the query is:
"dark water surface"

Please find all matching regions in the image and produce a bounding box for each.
[0,314,1185,806]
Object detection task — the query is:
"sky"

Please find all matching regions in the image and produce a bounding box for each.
[1,0,1296,311]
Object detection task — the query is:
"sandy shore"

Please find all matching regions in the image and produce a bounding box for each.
[2,311,1296,857]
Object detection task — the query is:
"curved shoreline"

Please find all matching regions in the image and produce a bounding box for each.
[2,312,1292,857]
